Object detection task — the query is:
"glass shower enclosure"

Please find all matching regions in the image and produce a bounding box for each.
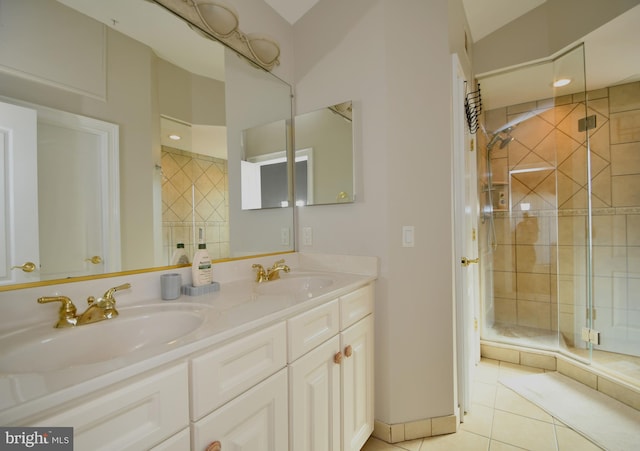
[477,44,640,386]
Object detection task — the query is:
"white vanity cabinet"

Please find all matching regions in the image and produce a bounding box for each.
[189,322,288,451]
[32,362,190,451]
[289,284,374,451]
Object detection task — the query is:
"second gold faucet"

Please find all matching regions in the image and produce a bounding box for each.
[252,259,290,283]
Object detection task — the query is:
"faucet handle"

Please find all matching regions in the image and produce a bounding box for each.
[271,259,285,269]
[252,264,267,282]
[37,296,78,328]
[102,283,131,301]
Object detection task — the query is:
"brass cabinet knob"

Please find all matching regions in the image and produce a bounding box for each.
[334,351,343,364]
[344,345,353,358]
[461,257,480,267]
[85,256,103,264]
[206,441,221,451]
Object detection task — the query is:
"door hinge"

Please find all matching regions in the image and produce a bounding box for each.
[586,308,597,320]
[474,318,478,331]
[472,228,476,241]
[581,327,601,345]
[578,115,597,132]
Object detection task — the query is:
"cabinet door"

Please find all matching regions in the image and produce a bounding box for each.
[192,369,288,451]
[289,335,341,451]
[341,315,374,451]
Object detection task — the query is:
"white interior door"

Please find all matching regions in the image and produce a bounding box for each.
[36,110,121,278]
[0,101,40,285]
[452,54,481,418]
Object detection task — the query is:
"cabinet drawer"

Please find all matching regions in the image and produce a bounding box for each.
[150,428,190,451]
[190,322,287,420]
[192,368,289,451]
[340,284,374,329]
[33,363,189,451]
[288,299,339,362]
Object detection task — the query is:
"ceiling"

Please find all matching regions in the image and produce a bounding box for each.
[264,0,546,38]
[58,0,640,112]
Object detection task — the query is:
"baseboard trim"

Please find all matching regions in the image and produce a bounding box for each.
[372,413,458,443]
[481,341,640,412]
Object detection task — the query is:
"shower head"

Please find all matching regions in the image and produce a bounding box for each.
[499,135,514,149]
[487,126,516,151]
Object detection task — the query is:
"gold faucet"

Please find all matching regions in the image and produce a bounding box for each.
[38,283,131,328]
[252,259,291,283]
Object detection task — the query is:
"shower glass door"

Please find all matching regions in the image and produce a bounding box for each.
[477,44,592,360]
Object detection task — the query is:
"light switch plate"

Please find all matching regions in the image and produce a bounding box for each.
[302,227,313,246]
[402,226,415,247]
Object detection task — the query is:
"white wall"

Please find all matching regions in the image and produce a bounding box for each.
[293,0,457,424]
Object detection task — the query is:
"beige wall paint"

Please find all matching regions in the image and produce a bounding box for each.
[293,0,461,424]
[474,0,640,75]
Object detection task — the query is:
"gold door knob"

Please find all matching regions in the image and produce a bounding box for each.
[206,441,221,451]
[461,257,479,267]
[85,256,103,264]
[334,351,343,364]
[344,345,353,358]
[11,262,36,272]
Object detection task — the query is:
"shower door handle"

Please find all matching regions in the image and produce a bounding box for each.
[461,257,479,267]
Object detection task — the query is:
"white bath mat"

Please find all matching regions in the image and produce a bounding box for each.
[500,372,640,451]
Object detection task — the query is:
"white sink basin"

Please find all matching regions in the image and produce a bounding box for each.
[255,273,334,299]
[0,303,210,373]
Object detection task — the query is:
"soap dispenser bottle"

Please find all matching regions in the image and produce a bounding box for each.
[191,228,213,287]
[171,243,189,265]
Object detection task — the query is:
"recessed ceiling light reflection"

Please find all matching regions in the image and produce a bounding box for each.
[553,78,571,88]
[169,134,182,141]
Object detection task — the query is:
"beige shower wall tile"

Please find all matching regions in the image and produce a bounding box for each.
[493,244,516,271]
[610,110,640,144]
[495,297,517,323]
[557,245,587,276]
[609,81,640,113]
[516,272,551,302]
[516,245,552,274]
[593,246,627,276]
[515,214,551,245]
[612,174,640,207]
[611,142,640,175]
[557,215,586,246]
[628,215,640,245]
[493,271,516,299]
[494,217,515,245]
[517,299,551,329]
[592,214,627,246]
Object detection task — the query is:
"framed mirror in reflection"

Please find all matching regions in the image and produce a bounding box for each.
[240,101,354,210]
[0,0,293,288]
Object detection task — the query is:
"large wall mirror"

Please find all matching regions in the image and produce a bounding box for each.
[0,0,293,288]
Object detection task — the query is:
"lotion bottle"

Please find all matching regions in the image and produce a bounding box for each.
[170,243,189,265]
[192,228,213,286]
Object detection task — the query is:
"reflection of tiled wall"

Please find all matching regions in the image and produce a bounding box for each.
[161,146,229,263]
[481,81,640,345]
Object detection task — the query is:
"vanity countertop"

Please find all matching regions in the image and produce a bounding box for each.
[0,266,375,425]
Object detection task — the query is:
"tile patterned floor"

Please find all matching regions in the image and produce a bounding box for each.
[361,358,604,451]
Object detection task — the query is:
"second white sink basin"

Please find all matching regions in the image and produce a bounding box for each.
[255,273,334,299]
[0,303,210,373]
